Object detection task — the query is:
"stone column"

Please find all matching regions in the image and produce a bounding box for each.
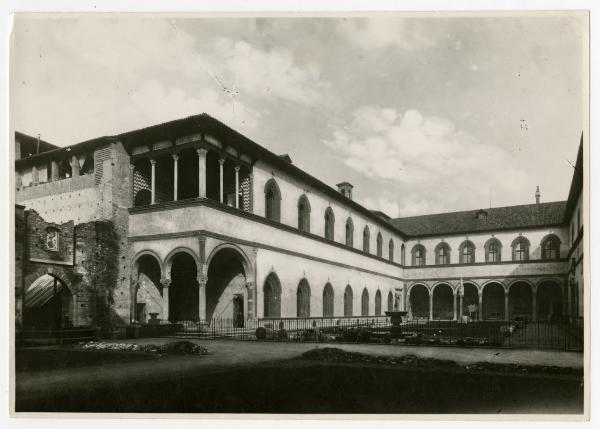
[160,278,171,321]
[150,159,156,204]
[459,294,463,321]
[234,166,240,209]
[172,154,179,201]
[504,291,509,321]
[198,276,207,322]
[218,158,225,203]
[71,155,80,177]
[532,288,537,321]
[32,165,39,185]
[197,148,207,198]
[429,290,433,320]
[453,292,457,321]
[51,159,59,182]
[478,291,483,320]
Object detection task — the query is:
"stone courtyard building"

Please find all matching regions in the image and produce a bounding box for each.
[13,114,584,329]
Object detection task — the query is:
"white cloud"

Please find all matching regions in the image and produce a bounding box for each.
[336,18,434,51]
[326,106,531,216]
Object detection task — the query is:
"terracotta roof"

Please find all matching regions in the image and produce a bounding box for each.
[391,201,567,237]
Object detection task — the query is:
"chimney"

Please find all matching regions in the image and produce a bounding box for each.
[336,182,354,200]
[535,185,541,204]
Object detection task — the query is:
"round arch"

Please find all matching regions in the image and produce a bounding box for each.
[163,246,200,278]
[132,251,165,323]
[297,278,311,317]
[323,282,334,317]
[23,268,75,329]
[343,285,353,316]
[24,266,75,296]
[540,234,562,260]
[507,280,534,321]
[263,271,282,318]
[536,279,564,322]
[432,283,454,319]
[206,242,253,279]
[481,281,505,320]
[434,242,452,265]
[132,250,163,278]
[408,283,430,319]
[484,237,503,262]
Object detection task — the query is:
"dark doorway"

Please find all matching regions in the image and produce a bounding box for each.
[24,274,72,329]
[233,295,244,328]
[409,284,429,319]
[206,247,247,321]
[432,284,454,319]
[169,253,198,322]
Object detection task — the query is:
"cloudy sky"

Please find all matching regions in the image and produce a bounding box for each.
[10,14,586,217]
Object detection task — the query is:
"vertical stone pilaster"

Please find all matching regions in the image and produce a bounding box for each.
[478,291,483,320]
[218,158,225,203]
[197,148,207,198]
[172,154,179,201]
[234,166,240,209]
[429,289,433,320]
[453,292,457,321]
[198,275,207,322]
[71,155,80,177]
[150,159,156,204]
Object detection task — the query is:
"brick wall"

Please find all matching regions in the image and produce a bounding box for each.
[25,210,75,265]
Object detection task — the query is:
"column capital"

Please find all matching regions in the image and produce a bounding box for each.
[150,158,157,166]
[234,165,240,172]
[160,277,171,288]
[196,147,208,156]
[129,164,135,171]
[218,158,226,166]
[172,153,179,161]
[197,275,208,286]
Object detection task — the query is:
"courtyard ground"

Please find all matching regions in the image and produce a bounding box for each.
[15,339,584,414]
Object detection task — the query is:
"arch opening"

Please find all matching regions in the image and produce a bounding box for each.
[24,274,73,329]
[537,281,563,322]
[508,282,533,321]
[461,283,479,320]
[323,283,334,317]
[344,285,353,317]
[134,254,163,323]
[432,284,454,319]
[361,288,370,316]
[263,272,282,318]
[482,282,505,320]
[206,247,247,325]
[297,279,311,317]
[409,284,429,319]
[169,252,199,322]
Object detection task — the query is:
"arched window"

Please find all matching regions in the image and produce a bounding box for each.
[324,207,335,241]
[297,194,311,233]
[512,236,530,261]
[484,238,502,262]
[401,244,406,265]
[323,283,334,317]
[375,290,382,315]
[361,288,370,316]
[459,240,475,264]
[297,279,311,317]
[387,291,394,312]
[412,244,426,266]
[263,273,281,318]
[541,234,561,260]
[345,217,354,247]
[376,233,383,257]
[363,226,370,253]
[388,239,395,261]
[435,243,451,265]
[344,285,353,316]
[264,179,281,222]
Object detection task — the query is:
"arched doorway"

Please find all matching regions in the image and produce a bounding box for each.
[461,283,479,320]
[24,274,73,329]
[206,247,248,324]
[263,272,281,318]
[134,254,163,323]
[432,284,454,319]
[537,281,563,322]
[375,290,382,316]
[344,285,353,316]
[169,252,199,322]
[508,281,533,321]
[482,282,505,320]
[409,284,429,319]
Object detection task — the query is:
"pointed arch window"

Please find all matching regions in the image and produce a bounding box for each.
[389,239,395,261]
[375,290,382,316]
[412,244,426,266]
[344,285,353,316]
[541,235,561,260]
[324,207,335,241]
[376,232,383,258]
[263,273,281,318]
[363,226,370,253]
[459,240,475,264]
[401,244,406,265]
[264,179,281,222]
[512,236,530,261]
[361,288,370,316]
[297,279,311,317]
[297,194,311,233]
[387,291,394,312]
[345,217,354,247]
[435,242,451,265]
[323,283,334,317]
[484,238,502,262]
